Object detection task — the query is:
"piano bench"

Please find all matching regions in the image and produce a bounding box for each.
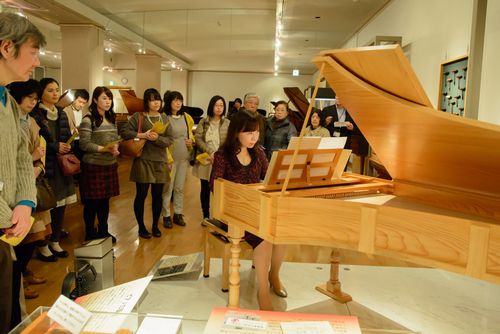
[202,218,250,292]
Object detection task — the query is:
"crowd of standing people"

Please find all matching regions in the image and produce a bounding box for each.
[0,12,364,332]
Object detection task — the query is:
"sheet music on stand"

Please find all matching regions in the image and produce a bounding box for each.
[263,137,351,189]
[148,252,203,280]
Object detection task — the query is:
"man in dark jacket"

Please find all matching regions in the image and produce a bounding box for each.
[322,95,357,148]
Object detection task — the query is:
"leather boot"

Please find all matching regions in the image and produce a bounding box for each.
[173,214,186,226]
[163,216,172,229]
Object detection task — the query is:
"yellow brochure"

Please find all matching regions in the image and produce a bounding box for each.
[196,152,211,165]
[151,121,168,134]
[40,136,47,166]
[0,217,35,246]
[66,132,78,145]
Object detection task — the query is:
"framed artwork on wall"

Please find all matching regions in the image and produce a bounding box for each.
[438,55,468,116]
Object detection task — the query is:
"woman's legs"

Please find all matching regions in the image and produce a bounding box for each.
[96,198,115,242]
[172,160,188,225]
[200,179,211,219]
[151,183,164,237]
[49,206,67,256]
[269,245,287,294]
[162,163,177,218]
[49,205,66,243]
[253,241,273,310]
[83,199,98,240]
[134,183,150,236]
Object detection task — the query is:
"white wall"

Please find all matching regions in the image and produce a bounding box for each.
[478,0,500,124]
[344,0,473,110]
[187,71,313,115]
[45,67,61,83]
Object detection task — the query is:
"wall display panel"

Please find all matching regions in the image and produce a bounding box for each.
[438,55,468,116]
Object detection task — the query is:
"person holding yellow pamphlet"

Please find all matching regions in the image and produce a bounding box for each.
[192,95,230,220]
[9,79,53,326]
[121,88,173,239]
[79,87,121,243]
[0,12,44,333]
[161,91,194,229]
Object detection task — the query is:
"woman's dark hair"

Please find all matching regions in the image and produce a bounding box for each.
[222,110,263,167]
[39,77,59,102]
[8,79,41,104]
[207,95,226,118]
[309,108,325,129]
[88,86,115,127]
[234,98,242,104]
[162,90,184,115]
[143,88,162,112]
[274,100,288,110]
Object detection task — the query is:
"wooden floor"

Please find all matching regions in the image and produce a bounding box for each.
[25,157,418,313]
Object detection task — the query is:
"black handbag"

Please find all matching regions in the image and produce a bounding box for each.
[36,176,57,211]
[61,260,97,299]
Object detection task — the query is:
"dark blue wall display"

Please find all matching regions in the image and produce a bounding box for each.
[438,55,468,116]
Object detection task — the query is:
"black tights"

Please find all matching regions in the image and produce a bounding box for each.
[49,205,66,242]
[134,183,164,230]
[200,179,211,219]
[83,198,110,239]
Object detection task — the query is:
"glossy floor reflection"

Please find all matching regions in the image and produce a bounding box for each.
[138,259,500,334]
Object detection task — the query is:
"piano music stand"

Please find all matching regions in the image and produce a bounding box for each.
[263,148,352,191]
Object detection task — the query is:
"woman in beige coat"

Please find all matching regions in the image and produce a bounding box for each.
[192,95,230,220]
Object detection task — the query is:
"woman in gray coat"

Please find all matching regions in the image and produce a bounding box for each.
[120,88,173,239]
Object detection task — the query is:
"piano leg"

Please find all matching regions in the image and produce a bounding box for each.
[228,225,244,308]
[315,248,352,303]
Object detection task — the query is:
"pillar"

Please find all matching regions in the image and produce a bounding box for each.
[60,24,103,93]
[135,54,161,99]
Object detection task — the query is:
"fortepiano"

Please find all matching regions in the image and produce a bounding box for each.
[212,44,500,308]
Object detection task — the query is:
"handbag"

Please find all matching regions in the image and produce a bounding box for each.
[57,153,81,176]
[35,176,57,211]
[120,112,146,158]
[61,260,97,300]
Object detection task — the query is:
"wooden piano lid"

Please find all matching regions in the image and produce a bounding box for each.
[283,87,310,116]
[313,45,500,216]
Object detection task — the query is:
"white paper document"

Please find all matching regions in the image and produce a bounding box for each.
[317,137,346,149]
[136,315,182,334]
[281,321,334,334]
[48,295,92,334]
[76,275,153,313]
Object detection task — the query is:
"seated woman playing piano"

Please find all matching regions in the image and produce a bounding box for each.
[210,110,288,311]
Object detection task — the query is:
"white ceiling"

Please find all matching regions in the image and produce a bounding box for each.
[2,0,391,74]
